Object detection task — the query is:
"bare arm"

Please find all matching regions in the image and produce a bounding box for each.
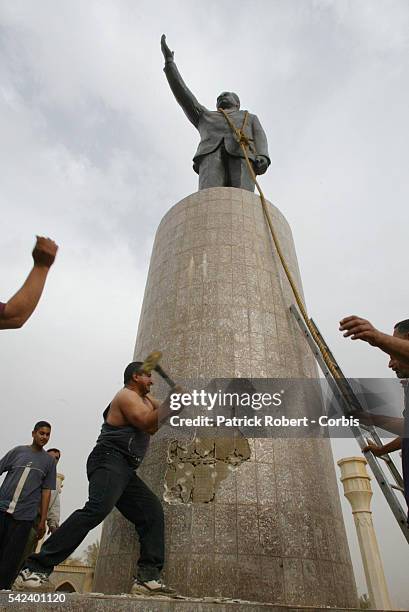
[371,334,409,364]
[47,490,60,533]
[357,411,405,436]
[0,236,58,330]
[38,489,51,540]
[119,386,182,435]
[339,315,409,364]
[362,437,402,456]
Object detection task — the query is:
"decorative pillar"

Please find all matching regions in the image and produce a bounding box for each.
[338,456,392,610]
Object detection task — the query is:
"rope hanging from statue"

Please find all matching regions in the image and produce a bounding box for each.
[218,107,341,381]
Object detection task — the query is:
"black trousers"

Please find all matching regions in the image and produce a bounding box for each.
[26,446,164,581]
[0,511,33,588]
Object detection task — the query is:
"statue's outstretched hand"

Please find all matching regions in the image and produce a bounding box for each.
[161,34,174,62]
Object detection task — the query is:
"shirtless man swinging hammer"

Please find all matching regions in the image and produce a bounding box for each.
[15,356,181,596]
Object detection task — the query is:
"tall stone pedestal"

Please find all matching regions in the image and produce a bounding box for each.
[93,188,357,607]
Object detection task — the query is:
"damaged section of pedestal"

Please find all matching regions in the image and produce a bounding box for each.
[164,436,251,503]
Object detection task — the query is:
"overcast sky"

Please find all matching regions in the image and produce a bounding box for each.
[1,0,409,606]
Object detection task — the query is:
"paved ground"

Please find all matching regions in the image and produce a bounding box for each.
[0,591,392,612]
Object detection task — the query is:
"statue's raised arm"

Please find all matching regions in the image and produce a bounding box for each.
[161,34,270,191]
[161,34,204,129]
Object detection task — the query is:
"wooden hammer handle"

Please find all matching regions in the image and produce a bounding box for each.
[155,364,176,388]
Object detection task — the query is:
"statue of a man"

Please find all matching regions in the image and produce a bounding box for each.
[161,35,270,192]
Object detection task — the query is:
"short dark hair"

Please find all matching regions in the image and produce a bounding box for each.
[33,421,51,431]
[394,320,409,335]
[47,448,61,456]
[123,361,144,384]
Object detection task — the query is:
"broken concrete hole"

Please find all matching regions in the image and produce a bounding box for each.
[164,435,251,504]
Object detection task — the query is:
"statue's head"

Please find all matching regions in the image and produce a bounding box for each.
[217,91,240,110]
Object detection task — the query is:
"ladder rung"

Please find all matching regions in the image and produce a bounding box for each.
[390,483,405,493]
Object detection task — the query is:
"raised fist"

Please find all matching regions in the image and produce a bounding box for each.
[32,236,58,268]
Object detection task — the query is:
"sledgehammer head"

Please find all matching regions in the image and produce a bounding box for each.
[141,351,162,374]
[141,350,176,388]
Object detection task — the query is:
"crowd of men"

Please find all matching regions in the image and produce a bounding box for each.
[0,237,408,595]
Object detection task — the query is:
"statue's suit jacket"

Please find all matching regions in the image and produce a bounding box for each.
[164,60,271,174]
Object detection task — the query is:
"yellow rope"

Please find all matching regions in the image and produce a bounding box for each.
[219,108,341,380]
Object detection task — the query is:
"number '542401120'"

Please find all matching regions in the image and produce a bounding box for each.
[8,593,66,603]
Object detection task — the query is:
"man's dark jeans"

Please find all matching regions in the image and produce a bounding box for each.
[26,446,164,581]
[0,512,33,588]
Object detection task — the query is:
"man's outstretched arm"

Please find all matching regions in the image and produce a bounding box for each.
[161,34,204,128]
[339,315,409,365]
[356,410,405,436]
[0,236,58,330]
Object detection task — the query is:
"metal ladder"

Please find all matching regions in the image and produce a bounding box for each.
[290,304,409,543]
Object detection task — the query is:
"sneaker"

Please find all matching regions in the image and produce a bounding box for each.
[13,569,52,591]
[131,578,177,596]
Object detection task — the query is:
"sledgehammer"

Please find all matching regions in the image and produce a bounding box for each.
[141,351,176,388]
